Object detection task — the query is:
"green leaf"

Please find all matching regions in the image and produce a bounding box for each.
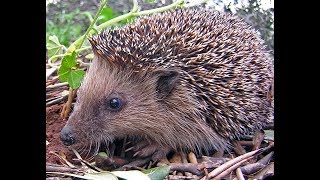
[47,35,65,62]
[58,51,85,89]
[143,166,170,180]
[68,70,86,89]
[111,170,150,180]
[61,51,77,68]
[98,7,121,23]
[264,130,274,141]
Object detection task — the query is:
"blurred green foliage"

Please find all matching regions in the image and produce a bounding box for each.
[46,9,87,46]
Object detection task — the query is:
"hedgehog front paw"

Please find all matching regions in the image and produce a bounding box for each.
[128,140,171,162]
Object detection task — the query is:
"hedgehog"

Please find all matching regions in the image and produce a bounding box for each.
[60,8,274,161]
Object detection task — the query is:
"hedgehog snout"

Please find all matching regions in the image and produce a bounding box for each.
[60,125,76,146]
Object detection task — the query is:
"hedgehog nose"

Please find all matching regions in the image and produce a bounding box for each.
[60,126,75,146]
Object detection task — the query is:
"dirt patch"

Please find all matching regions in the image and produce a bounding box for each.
[46,104,75,164]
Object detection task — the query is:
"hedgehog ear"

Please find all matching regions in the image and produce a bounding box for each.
[153,69,179,99]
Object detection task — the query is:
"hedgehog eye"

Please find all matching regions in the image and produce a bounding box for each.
[108,97,122,111]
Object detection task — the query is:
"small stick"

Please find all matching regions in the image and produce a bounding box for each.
[47,82,69,89]
[236,168,245,180]
[61,88,77,119]
[46,76,59,86]
[46,94,68,106]
[76,158,103,172]
[169,163,203,176]
[167,175,199,179]
[213,157,253,180]
[257,151,273,165]
[251,162,274,179]
[240,151,273,174]
[200,148,264,180]
[46,90,64,99]
[240,163,265,175]
[48,151,75,168]
[168,159,227,176]
[71,148,86,167]
[46,163,80,173]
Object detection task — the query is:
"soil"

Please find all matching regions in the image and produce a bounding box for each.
[46,104,75,164]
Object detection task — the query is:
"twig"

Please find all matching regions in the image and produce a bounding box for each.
[47,90,64,99]
[47,82,69,89]
[46,177,73,180]
[48,151,75,168]
[201,156,230,165]
[200,148,264,180]
[46,163,81,173]
[75,158,103,172]
[213,157,253,180]
[257,151,273,165]
[61,88,77,119]
[169,163,203,176]
[168,158,228,176]
[167,174,199,179]
[70,148,86,167]
[240,151,273,175]
[251,162,274,179]
[46,76,59,86]
[46,94,69,107]
[236,168,245,180]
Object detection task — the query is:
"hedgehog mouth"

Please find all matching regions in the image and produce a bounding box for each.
[71,134,152,160]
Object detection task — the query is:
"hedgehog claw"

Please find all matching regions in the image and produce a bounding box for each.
[130,141,171,162]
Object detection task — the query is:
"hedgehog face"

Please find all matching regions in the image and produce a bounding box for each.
[60,56,181,152]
